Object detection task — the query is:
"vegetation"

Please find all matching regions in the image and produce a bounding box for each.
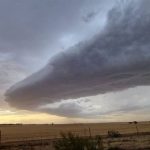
[107,130,121,138]
[0,122,150,149]
[53,132,104,150]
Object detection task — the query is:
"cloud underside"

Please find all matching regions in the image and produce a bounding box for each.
[5,0,150,117]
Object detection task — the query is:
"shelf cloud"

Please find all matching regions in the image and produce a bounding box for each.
[5,0,150,116]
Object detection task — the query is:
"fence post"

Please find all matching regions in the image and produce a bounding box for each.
[84,128,87,137]
[89,128,91,137]
[135,124,139,135]
[0,130,1,144]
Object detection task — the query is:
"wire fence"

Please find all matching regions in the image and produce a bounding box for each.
[0,128,97,143]
[0,123,150,144]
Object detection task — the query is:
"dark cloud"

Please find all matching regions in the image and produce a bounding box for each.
[5,0,150,115]
[82,11,99,23]
[0,0,84,53]
[0,0,94,71]
[0,0,111,71]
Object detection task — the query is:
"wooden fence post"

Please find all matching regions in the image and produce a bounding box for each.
[84,128,87,137]
[0,130,1,144]
[89,128,91,137]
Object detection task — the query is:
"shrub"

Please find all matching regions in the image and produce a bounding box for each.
[53,132,104,150]
[133,121,138,124]
[107,130,121,138]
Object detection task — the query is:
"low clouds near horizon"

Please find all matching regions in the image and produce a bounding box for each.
[4,0,150,119]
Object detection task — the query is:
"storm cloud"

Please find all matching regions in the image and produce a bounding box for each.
[5,0,150,116]
[0,0,110,71]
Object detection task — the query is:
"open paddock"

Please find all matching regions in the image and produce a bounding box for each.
[0,122,149,143]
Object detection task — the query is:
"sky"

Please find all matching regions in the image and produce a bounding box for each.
[0,0,150,124]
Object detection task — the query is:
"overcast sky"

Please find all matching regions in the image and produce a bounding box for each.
[0,0,150,123]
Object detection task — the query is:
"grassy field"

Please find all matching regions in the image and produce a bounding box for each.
[0,121,150,142]
[0,122,150,150]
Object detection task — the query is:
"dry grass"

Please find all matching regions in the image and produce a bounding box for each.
[0,121,149,142]
[0,122,150,150]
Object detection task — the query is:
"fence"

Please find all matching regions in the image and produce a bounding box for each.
[0,128,95,143]
[0,122,149,144]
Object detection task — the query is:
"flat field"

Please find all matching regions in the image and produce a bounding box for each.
[0,121,150,142]
[0,122,150,149]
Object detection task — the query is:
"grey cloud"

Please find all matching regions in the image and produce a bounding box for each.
[5,0,150,114]
[38,87,150,118]
[82,11,99,23]
[0,61,27,90]
[0,0,111,71]
[42,100,85,118]
[0,60,27,108]
[0,0,84,53]
[38,99,102,118]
